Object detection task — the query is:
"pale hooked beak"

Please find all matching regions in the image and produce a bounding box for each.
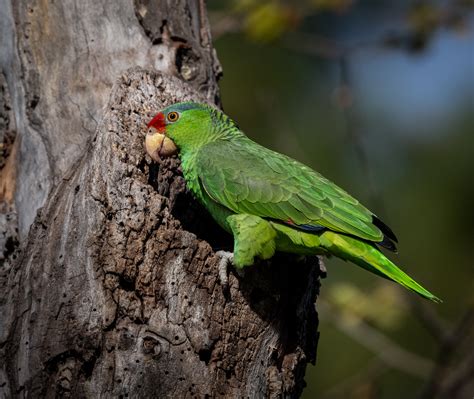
[145,128,178,162]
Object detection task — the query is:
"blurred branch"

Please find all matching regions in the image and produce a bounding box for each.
[319,300,434,379]
[408,297,451,342]
[321,358,387,399]
[441,348,474,396]
[209,11,242,39]
[419,305,474,398]
[441,348,474,398]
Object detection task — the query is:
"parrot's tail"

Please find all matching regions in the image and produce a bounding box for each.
[320,231,441,303]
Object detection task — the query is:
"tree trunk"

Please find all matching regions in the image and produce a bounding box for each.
[0,1,321,398]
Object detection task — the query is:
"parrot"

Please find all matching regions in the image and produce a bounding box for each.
[145,102,441,303]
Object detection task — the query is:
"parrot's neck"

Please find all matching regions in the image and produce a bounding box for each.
[175,127,241,154]
[177,116,247,202]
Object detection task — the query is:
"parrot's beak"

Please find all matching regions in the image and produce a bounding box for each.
[145,128,178,162]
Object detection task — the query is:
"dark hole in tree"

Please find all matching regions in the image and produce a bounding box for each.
[198,348,212,364]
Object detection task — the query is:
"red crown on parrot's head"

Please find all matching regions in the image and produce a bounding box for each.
[147,112,166,133]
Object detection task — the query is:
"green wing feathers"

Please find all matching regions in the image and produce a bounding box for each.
[196,139,387,244]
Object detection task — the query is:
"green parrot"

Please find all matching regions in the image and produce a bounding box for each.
[145,102,440,302]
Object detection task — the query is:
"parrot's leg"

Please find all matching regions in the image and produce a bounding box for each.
[226,214,277,268]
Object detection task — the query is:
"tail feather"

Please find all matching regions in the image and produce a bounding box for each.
[320,231,441,303]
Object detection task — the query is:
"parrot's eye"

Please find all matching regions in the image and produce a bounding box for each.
[167,112,179,122]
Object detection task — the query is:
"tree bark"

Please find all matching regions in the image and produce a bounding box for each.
[0,1,321,398]
[0,0,221,242]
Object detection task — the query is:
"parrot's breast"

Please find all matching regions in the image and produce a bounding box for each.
[180,151,234,232]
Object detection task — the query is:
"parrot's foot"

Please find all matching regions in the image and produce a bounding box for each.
[216,250,234,288]
[215,250,246,288]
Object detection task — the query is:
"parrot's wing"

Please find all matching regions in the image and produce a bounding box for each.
[195,139,396,245]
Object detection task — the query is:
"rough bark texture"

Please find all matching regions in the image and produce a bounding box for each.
[0,0,221,241]
[0,70,18,263]
[0,1,321,398]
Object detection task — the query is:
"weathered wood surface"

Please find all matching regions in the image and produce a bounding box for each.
[0,1,321,397]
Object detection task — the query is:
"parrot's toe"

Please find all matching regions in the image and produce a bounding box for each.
[317,255,327,278]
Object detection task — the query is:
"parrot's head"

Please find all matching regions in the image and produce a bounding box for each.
[146,102,221,162]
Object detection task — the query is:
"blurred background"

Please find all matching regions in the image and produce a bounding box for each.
[207,1,473,398]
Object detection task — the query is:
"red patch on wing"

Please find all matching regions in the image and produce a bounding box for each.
[286,218,295,225]
[147,112,166,133]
